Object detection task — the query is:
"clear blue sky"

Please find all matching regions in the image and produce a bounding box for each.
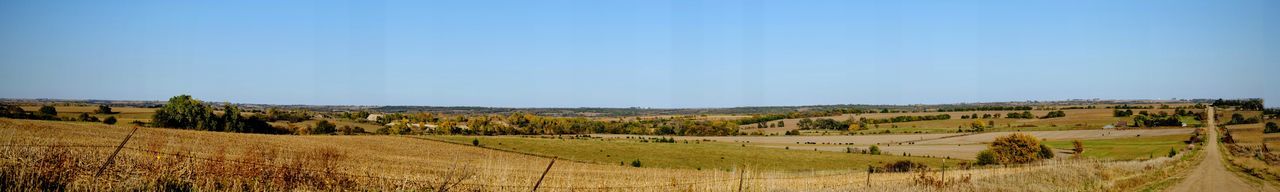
[1,0,1277,108]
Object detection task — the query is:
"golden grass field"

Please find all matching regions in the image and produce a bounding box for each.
[0,117,1208,191]
[1217,111,1280,185]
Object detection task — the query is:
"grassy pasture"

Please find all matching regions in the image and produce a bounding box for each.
[741,108,1204,135]
[3,117,1111,191]
[268,119,384,133]
[428,135,960,172]
[20,105,156,123]
[1043,134,1187,161]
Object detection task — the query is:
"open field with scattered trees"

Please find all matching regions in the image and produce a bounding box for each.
[426,135,959,172]
[0,117,1211,191]
[0,97,1262,191]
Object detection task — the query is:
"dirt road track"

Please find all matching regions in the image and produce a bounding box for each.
[1167,107,1274,192]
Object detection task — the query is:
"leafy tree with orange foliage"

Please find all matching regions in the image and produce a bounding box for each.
[989,133,1042,164]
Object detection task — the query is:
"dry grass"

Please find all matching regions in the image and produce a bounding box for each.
[0,118,1195,191]
[1219,115,1280,185]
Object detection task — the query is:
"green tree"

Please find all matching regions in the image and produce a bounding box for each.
[312,120,337,134]
[103,116,117,125]
[77,113,98,122]
[869,145,881,155]
[94,104,114,114]
[152,95,217,130]
[38,105,57,116]
[976,150,997,165]
[1267,122,1279,134]
[221,105,244,132]
[1037,143,1055,159]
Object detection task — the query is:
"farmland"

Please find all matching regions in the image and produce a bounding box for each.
[595,128,1195,160]
[427,135,959,172]
[1042,134,1188,160]
[19,105,156,124]
[738,107,1205,135]
[0,100,1268,191]
[0,113,1213,191]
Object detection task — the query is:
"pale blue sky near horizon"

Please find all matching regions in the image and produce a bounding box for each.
[1,0,1277,108]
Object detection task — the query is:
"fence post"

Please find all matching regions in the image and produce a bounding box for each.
[531,159,555,192]
[737,165,745,192]
[866,165,871,187]
[93,126,138,177]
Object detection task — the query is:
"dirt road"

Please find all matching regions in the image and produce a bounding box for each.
[1168,107,1272,192]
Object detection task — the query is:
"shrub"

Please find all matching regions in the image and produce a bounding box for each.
[103,116,117,125]
[989,133,1041,164]
[976,150,996,165]
[1168,148,1177,158]
[630,159,642,167]
[311,120,337,134]
[1071,140,1085,157]
[37,105,57,116]
[1038,143,1054,159]
[869,145,881,155]
[94,104,114,114]
[472,138,480,146]
[882,160,927,172]
[969,120,986,132]
[1266,122,1279,134]
[76,113,98,122]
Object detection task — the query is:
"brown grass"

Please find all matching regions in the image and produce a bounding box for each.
[0,118,1195,191]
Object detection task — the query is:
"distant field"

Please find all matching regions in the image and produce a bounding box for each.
[20,105,156,123]
[1044,134,1188,161]
[739,107,1203,135]
[268,119,384,132]
[595,128,1192,160]
[427,135,960,172]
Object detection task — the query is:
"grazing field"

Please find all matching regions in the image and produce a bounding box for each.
[596,128,1193,160]
[739,107,1203,135]
[1043,134,1188,161]
[0,118,1057,191]
[427,135,959,172]
[1,117,1208,191]
[20,105,156,123]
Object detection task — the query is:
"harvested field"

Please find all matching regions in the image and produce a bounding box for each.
[0,118,1063,191]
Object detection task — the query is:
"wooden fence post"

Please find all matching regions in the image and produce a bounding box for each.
[866,165,871,187]
[737,165,745,192]
[95,126,138,178]
[531,159,555,192]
